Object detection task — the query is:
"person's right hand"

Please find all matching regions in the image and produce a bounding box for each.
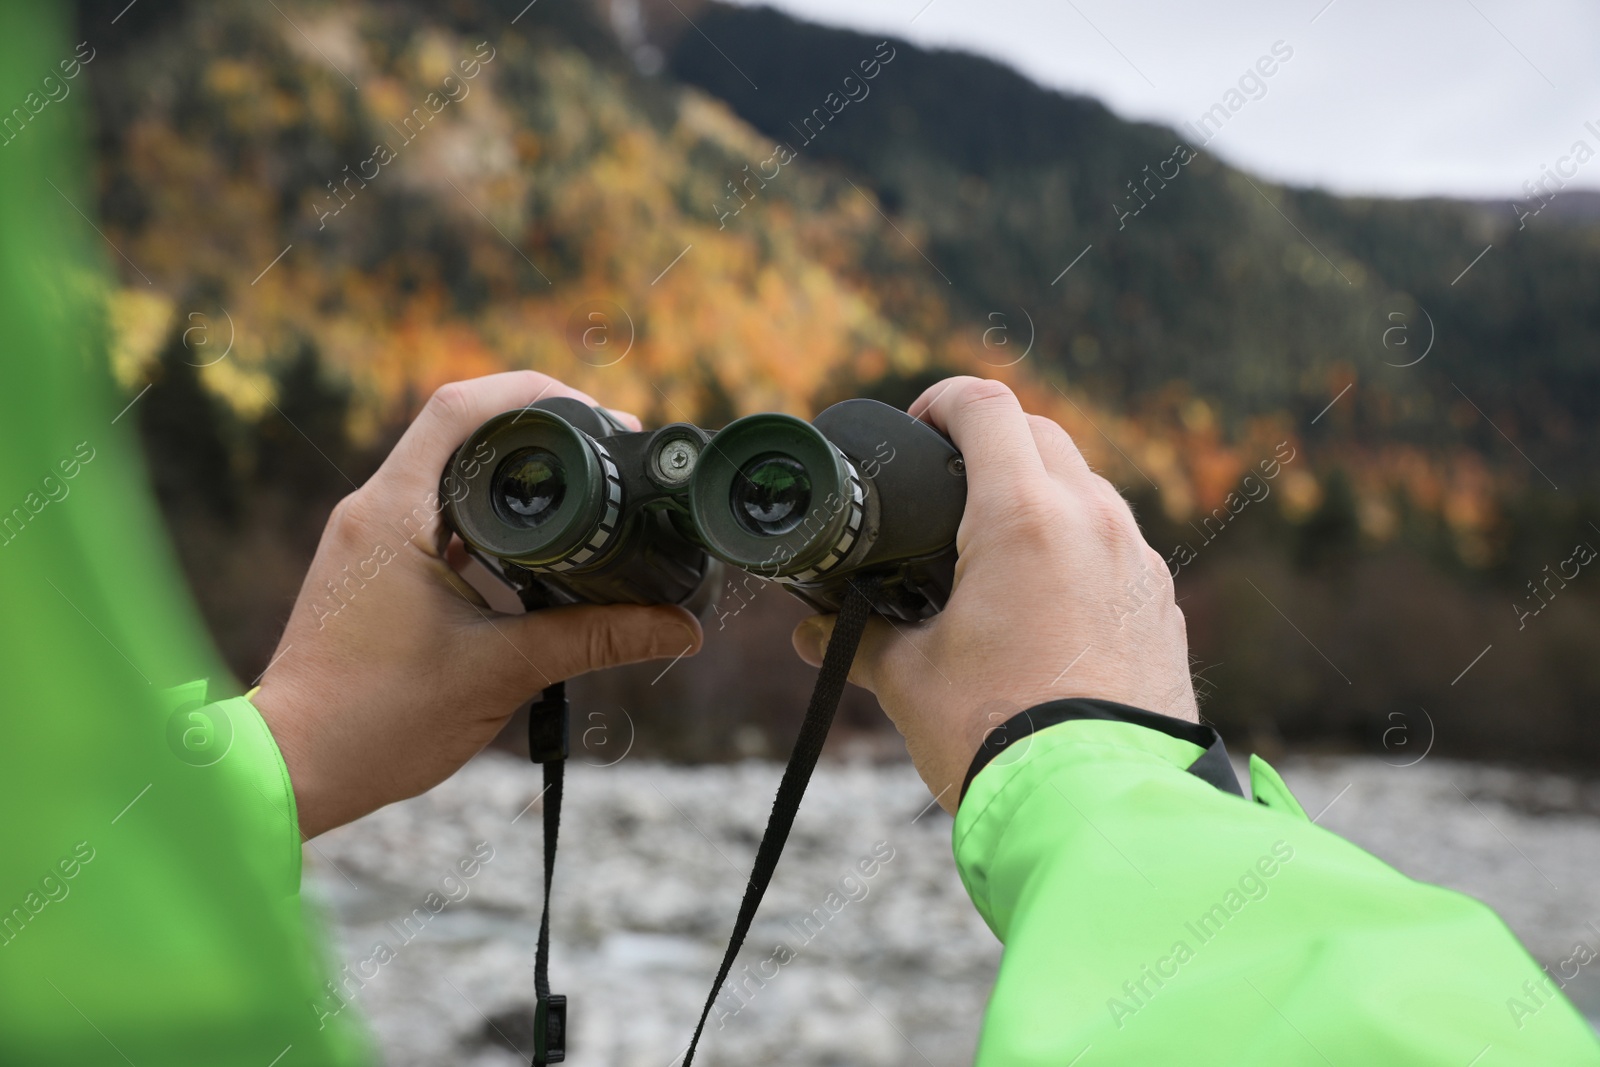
[792,376,1197,813]
[253,371,702,838]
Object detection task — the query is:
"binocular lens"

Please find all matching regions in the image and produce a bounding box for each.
[731,454,811,536]
[494,448,567,528]
[690,413,853,577]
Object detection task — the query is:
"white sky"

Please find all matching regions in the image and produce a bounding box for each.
[724,0,1600,201]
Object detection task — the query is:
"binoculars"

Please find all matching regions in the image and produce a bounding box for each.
[440,397,967,621]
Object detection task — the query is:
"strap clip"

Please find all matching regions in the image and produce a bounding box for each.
[534,993,567,1063]
[527,682,569,765]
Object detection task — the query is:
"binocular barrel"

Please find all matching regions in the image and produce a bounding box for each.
[441,397,966,621]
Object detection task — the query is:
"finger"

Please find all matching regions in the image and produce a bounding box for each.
[438,554,494,612]
[440,534,530,614]
[491,603,702,690]
[1026,413,1096,484]
[906,376,963,421]
[905,377,1049,518]
[444,534,472,572]
[791,613,904,694]
[606,408,643,432]
[380,371,601,491]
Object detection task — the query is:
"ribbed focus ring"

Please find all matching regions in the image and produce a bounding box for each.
[546,441,623,573]
[788,453,864,583]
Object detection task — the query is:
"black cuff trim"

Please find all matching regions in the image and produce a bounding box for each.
[959,698,1242,805]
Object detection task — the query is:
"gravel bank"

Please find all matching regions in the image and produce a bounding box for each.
[308,752,1600,1065]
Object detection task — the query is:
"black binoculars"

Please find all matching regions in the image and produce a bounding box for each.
[440,397,967,621]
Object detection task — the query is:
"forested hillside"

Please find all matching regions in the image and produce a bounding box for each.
[71,0,1600,766]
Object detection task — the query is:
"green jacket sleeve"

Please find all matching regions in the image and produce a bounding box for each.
[159,684,307,897]
[953,700,1600,1066]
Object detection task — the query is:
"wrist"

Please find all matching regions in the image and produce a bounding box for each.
[251,680,343,839]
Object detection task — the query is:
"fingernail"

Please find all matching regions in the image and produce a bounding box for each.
[796,618,831,663]
[659,622,698,657]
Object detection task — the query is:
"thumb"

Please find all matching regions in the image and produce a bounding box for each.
[498,603,702,687]
[791,613,901,695]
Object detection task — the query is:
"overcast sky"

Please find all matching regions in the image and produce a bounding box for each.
[725,0,1600,202]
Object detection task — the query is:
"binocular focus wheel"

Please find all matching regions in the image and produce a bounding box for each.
[786,456,865,583]
[547,442,623,573]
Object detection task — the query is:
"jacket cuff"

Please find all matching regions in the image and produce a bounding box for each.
[161,681,303,895]
[952,703,1223,938]
[226,694,304,893]
[960,698,1242,805]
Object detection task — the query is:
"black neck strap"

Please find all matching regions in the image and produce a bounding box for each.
[680,574,879,1066]
[520,575,880,1067]
[527,681,569,1065]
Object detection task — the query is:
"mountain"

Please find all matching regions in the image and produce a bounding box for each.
[72,0,1600,765]
[664,3,1600,468]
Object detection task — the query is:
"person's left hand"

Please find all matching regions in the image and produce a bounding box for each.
[252,371,703,837]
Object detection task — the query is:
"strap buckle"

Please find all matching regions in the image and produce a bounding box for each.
[527,682,569,765]
[533,993,567,1064]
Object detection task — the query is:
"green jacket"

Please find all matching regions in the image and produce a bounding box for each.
[955,701,1600,1065]
[0,6,367,1062]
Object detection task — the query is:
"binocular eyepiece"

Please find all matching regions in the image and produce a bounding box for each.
[441,397,966,621]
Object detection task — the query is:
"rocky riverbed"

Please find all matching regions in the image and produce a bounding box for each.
[308,751,1600,1065]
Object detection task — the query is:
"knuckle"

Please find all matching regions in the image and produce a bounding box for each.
[1091,474,1129,508]
[584,619,628,670]
[425,380,472,424]
[1143,545,1174,586]
[1026,412,1066,439]
[1082,486,1136,546]
[1005,491,1069,544]
[328,491,371,538]
[1029,414,1088,469]
[958,377,1022,415]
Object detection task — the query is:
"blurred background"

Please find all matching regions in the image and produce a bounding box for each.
[60,0,1600,1061]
